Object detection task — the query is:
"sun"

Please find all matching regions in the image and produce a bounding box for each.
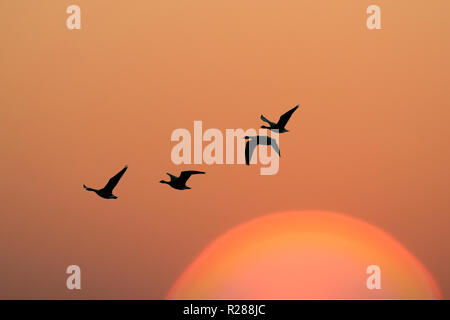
[167,211,441,299]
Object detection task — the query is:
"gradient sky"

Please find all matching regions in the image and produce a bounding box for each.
[1,1,450,299]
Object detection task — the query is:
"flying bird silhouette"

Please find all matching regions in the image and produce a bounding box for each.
[260,105,299,133]
[83,165,128,199]
[160,170,205,190]
[244,136,280,165]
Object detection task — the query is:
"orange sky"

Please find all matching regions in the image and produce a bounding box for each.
[1,1,450,299]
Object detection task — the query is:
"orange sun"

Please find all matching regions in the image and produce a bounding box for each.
[167,211,441,299]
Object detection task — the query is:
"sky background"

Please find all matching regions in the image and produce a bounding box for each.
[1,0,450,299]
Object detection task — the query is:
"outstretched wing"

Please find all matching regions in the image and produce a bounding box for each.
[260,115,276,126]
[277,105,299,127]
[178,170,205,184]
[103,165,128,193]
[166,173,177,182]
[269,138,281,156]
[245,140,258,165]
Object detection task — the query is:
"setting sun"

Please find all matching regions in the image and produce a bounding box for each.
[168,211,442,299]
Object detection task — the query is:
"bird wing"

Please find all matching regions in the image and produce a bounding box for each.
[269,138,281,156]
[178,170,205,184]
[103,166,128,193]
[277,105,299,127]
[245,140,257,165]
[260,115,276,126]
[166,173,177,182]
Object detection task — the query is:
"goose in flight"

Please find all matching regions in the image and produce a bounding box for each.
[260,105,299,133]
[160,170,205,190]
[244,136,280,165]
[83,165,128,199]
